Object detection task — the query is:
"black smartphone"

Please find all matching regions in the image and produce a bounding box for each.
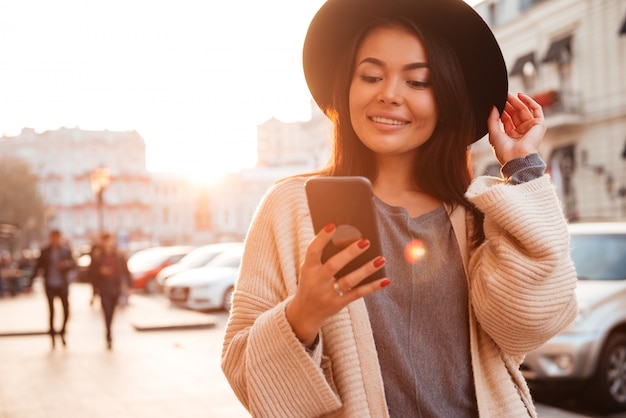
[304,176,386,287]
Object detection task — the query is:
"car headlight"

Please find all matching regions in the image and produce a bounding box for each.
[538,353,576,377]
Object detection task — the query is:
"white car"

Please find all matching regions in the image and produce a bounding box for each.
[164,243,244,312]
[155,241,242,290]
[521,222,626,414]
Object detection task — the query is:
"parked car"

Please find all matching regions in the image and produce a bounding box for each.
[164,243,244,312]
[127,245,195,293]
[521,222,626,413]
[155,242,242,291]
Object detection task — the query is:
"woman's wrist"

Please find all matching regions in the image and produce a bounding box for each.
[285,299,321,347]
[304,334,320,354]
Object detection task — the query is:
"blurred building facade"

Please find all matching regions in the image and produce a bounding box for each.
[208,103,332,241]
[149,172,198,246]
[0,104,332,251]
[0,128,197,251]
[257,102,331,169]
[471,0,626,221]
[7,0,623,251]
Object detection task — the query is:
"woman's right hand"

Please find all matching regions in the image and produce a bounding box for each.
[285,223,390,347]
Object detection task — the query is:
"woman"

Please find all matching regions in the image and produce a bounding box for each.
[221,0,578,416]
[88,232,130,350]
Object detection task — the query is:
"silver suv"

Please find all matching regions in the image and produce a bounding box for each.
[521,222,626,413]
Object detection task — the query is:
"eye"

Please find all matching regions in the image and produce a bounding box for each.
[359,75,381,83]
[407,80,431,89]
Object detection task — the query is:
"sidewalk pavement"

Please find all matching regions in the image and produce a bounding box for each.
[0,281,250,418]
[0,281,594,418]
[0,280,217,337]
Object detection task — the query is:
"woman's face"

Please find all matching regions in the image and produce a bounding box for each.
[349,25,438,158]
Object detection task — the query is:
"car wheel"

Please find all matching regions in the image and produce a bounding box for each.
[144,279,158,294]
[586,332,626,413]
[222,286,234,312]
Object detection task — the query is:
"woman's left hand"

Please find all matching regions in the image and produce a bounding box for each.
[487,92,546,166]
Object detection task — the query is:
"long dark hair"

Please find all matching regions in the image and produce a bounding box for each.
[318,17,485,246]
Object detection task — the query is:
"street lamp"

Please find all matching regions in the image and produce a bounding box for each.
[43,206,56,233]
[90,167,111,235]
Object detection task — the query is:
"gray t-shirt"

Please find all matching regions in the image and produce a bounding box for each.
[365,202,478,418]
[363,153,546,417]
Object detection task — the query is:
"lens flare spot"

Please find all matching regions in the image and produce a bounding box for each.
[404,239,426,264]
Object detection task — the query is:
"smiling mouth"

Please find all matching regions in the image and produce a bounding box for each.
[369,116,408,126]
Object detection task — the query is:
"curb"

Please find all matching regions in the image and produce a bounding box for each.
[132,322,216,332]
[0,330,48,337]
[0,321,218,336]
[0,282,219,337]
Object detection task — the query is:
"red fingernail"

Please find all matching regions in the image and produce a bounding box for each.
[358,239,369,249]
[324,223,336,233]
[380,278,391,288]
[373,256,385,268]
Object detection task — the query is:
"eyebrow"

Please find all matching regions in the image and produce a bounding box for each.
[357,57,429,70]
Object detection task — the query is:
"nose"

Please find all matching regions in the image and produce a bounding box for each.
[377,79,403,105]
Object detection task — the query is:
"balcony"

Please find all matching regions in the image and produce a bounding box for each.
[532,88,583,129]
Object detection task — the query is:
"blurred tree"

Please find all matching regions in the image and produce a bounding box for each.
[0,157,45,250]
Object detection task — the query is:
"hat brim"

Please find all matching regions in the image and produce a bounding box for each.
[303,0,508,143]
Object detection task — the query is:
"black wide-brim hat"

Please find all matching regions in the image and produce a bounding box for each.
[303,0,508,143]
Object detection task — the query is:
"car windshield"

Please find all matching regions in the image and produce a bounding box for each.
[128,249,185,270]
[179,246,224,268]
[570,234,626,281]
[206,250,242,268]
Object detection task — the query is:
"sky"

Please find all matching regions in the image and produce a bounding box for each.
[0,0,481,183]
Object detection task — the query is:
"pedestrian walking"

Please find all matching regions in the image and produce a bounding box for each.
[87,234,104,307]
[31,229,76,348]
[87,232,130,350]
[221,0,579,416]
[0,254,7,298]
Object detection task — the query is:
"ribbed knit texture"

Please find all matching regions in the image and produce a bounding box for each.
[221,174,578,417]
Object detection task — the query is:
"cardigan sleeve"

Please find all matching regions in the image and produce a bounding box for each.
[465,174,578,358]
[221,178,342,417]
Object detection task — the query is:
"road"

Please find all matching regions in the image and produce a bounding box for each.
[0,281,619,417]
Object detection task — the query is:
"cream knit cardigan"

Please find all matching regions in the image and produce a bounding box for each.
[221,174,578,418]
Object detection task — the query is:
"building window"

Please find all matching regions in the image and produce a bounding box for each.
[488,3,497,27]
[520,0,549,12]
[542,35,574,112]
[547,145,578,221]
[509,52,537,91]
[542,36,572,66]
